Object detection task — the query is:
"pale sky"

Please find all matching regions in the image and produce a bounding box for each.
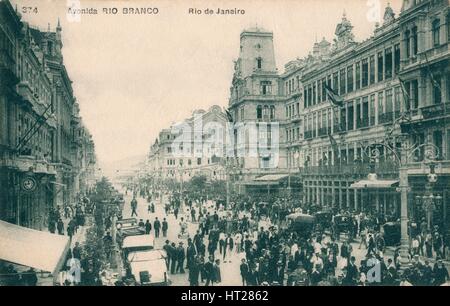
[12,0,402,163]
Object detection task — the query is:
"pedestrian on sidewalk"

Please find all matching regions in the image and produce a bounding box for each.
[131,197,138,217]
[240,258,249,286]
[176,242,186,274]
[174,207,179,220]
[163,240,171,269]
[57,218,65,235]
[145,220,152,235]
[154,217,161,238]
[162,218,168,237]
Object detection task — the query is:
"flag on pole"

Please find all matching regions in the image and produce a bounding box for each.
[324,83,344,108]
[398,77,411,111]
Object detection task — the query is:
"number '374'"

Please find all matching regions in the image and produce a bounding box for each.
[22,7,38,14]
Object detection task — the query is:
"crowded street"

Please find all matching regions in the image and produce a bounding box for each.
[1,0,450,289]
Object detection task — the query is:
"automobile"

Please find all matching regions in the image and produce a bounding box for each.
[382,221,400,246]
[127,250,169,286]
[333,214,354,234]
[122,234,155,259]
[314,211,333,230]
[285,213,316,237]
[119,225,146,238]
[117,218,138,227]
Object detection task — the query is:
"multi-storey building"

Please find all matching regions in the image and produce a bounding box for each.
[228,27,288,188]
[147,105,228,183]
[279,1,450,229]
[0,0,96,230]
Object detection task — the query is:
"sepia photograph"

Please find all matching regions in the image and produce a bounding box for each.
[0,0,450,292]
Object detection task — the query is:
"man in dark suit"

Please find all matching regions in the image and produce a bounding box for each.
[153,217,161,238]
[344,256,358,286]
[186,238,197,270]
[240,258,249,286]
[162,218,168,237]
[204,256,215,286]
[176,242,186,273]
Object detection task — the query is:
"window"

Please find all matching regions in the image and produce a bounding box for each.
[369,95,375,126]
[433,130,443,159]
[347,65,354,93]
[394,87,401,116]
[197,158,202,165]
[411,80,419,109]
[270,106,275,120]
[340,69,346,94]
[394,44,400,74]
[263,105,269,119]
[257,105,262,119]
[308,86,312,105]
[385,48,392,79]
[432,19,440,47]
[411,27,418,56]
[369,56,375,85]
[347,102,354,131]
[377,52,384,82]
[240,107,245,120]
[188,159,192,165]
[322,78,327,101]
[355,98,361,128]
[433,76,442,104]
[405,30,411,58]
[260,81,272,95]
[386,89,393,115]
[378,92,384,120]
[362,96,369,127]
[362,59,369,87]
[355,62,361,90]
[257,57,262,69]
[318,82,322,102]
[333,72,339,92]
[304,89,308,108]
[312,83,317,105]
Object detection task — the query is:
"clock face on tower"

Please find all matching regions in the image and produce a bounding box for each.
[21,176,37,193]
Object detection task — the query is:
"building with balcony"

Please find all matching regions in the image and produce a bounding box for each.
[280,1,450,228]
[147,105,228,183]
[228,27,288,184]
[0,0,96,231]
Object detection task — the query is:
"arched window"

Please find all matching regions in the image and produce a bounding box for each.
[432,19,440,47]
[256,57,262,69]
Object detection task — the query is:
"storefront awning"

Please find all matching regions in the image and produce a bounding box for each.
[0,220,70,275]
[254,174,289,182]
[242,174,289,186]
[350,179,399,189]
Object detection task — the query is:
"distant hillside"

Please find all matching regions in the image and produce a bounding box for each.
[99,154,146,179]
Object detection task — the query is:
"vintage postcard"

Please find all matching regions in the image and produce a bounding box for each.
[0,0,450,292]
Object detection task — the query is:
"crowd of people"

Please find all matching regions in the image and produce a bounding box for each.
[146,186,449,286]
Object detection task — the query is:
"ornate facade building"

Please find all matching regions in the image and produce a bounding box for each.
[280,0,450,228]
[228,28,288,186]
[147,105,228,183]
[0,0,97,230]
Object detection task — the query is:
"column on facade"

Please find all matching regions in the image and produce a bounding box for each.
[339,181,343,210]
[354,186,359,211]
[346,181,350,209]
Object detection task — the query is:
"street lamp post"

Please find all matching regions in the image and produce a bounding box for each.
[363,132,440,270]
